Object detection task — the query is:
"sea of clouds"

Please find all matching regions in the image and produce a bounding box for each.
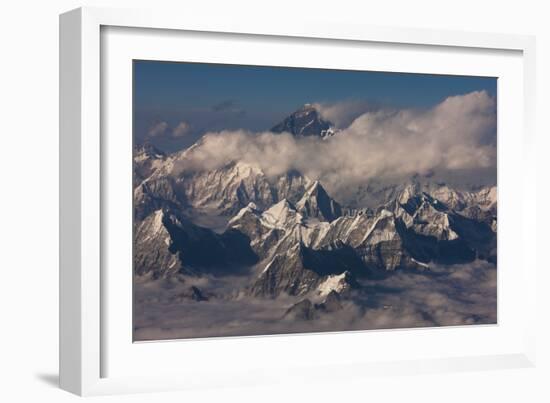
[134,260,497,341]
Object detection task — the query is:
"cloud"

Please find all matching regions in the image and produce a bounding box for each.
[174,91,496,197]
[133,260,496,341]
[358,260,497,328]
[172,121,192,138]
[147,121,169,137]
[147,121,192,139]
[312,100,376,128]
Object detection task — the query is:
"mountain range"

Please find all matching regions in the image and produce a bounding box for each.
[133,104,497,333]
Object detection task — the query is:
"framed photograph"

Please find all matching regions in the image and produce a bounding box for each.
[60,7,537,396]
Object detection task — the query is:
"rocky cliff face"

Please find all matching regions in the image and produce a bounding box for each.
[134,210,182,279]
[134,208,258,278]
[296,181,342,222]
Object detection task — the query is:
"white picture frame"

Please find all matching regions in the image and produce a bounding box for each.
[59,6,537,396]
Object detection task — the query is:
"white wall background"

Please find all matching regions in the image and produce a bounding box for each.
[0,1,548,402]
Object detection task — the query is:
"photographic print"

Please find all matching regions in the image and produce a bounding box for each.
[133,61,497,341]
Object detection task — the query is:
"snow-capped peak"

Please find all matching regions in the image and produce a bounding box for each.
[298,180,321,200]
[227,202,260,226]
[261,199,302,229]
[397,181,421,204]
[296,181,342,222]
[317,271,351,297]
[270,104,334,138]
[134,142,166,160]
[233,161,264,178]
[474,185,497,208]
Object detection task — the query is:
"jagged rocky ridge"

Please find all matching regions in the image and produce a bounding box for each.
[134,159,496,299]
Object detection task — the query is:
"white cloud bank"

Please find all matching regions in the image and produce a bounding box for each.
[134,260,496,341]
[312,99,376,128]
[175,91,496,193]
[148,120,192,139]
[172,121,192,138]
[147,121,169,137]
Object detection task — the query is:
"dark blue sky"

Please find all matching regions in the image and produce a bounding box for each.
[134,60,497,151]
